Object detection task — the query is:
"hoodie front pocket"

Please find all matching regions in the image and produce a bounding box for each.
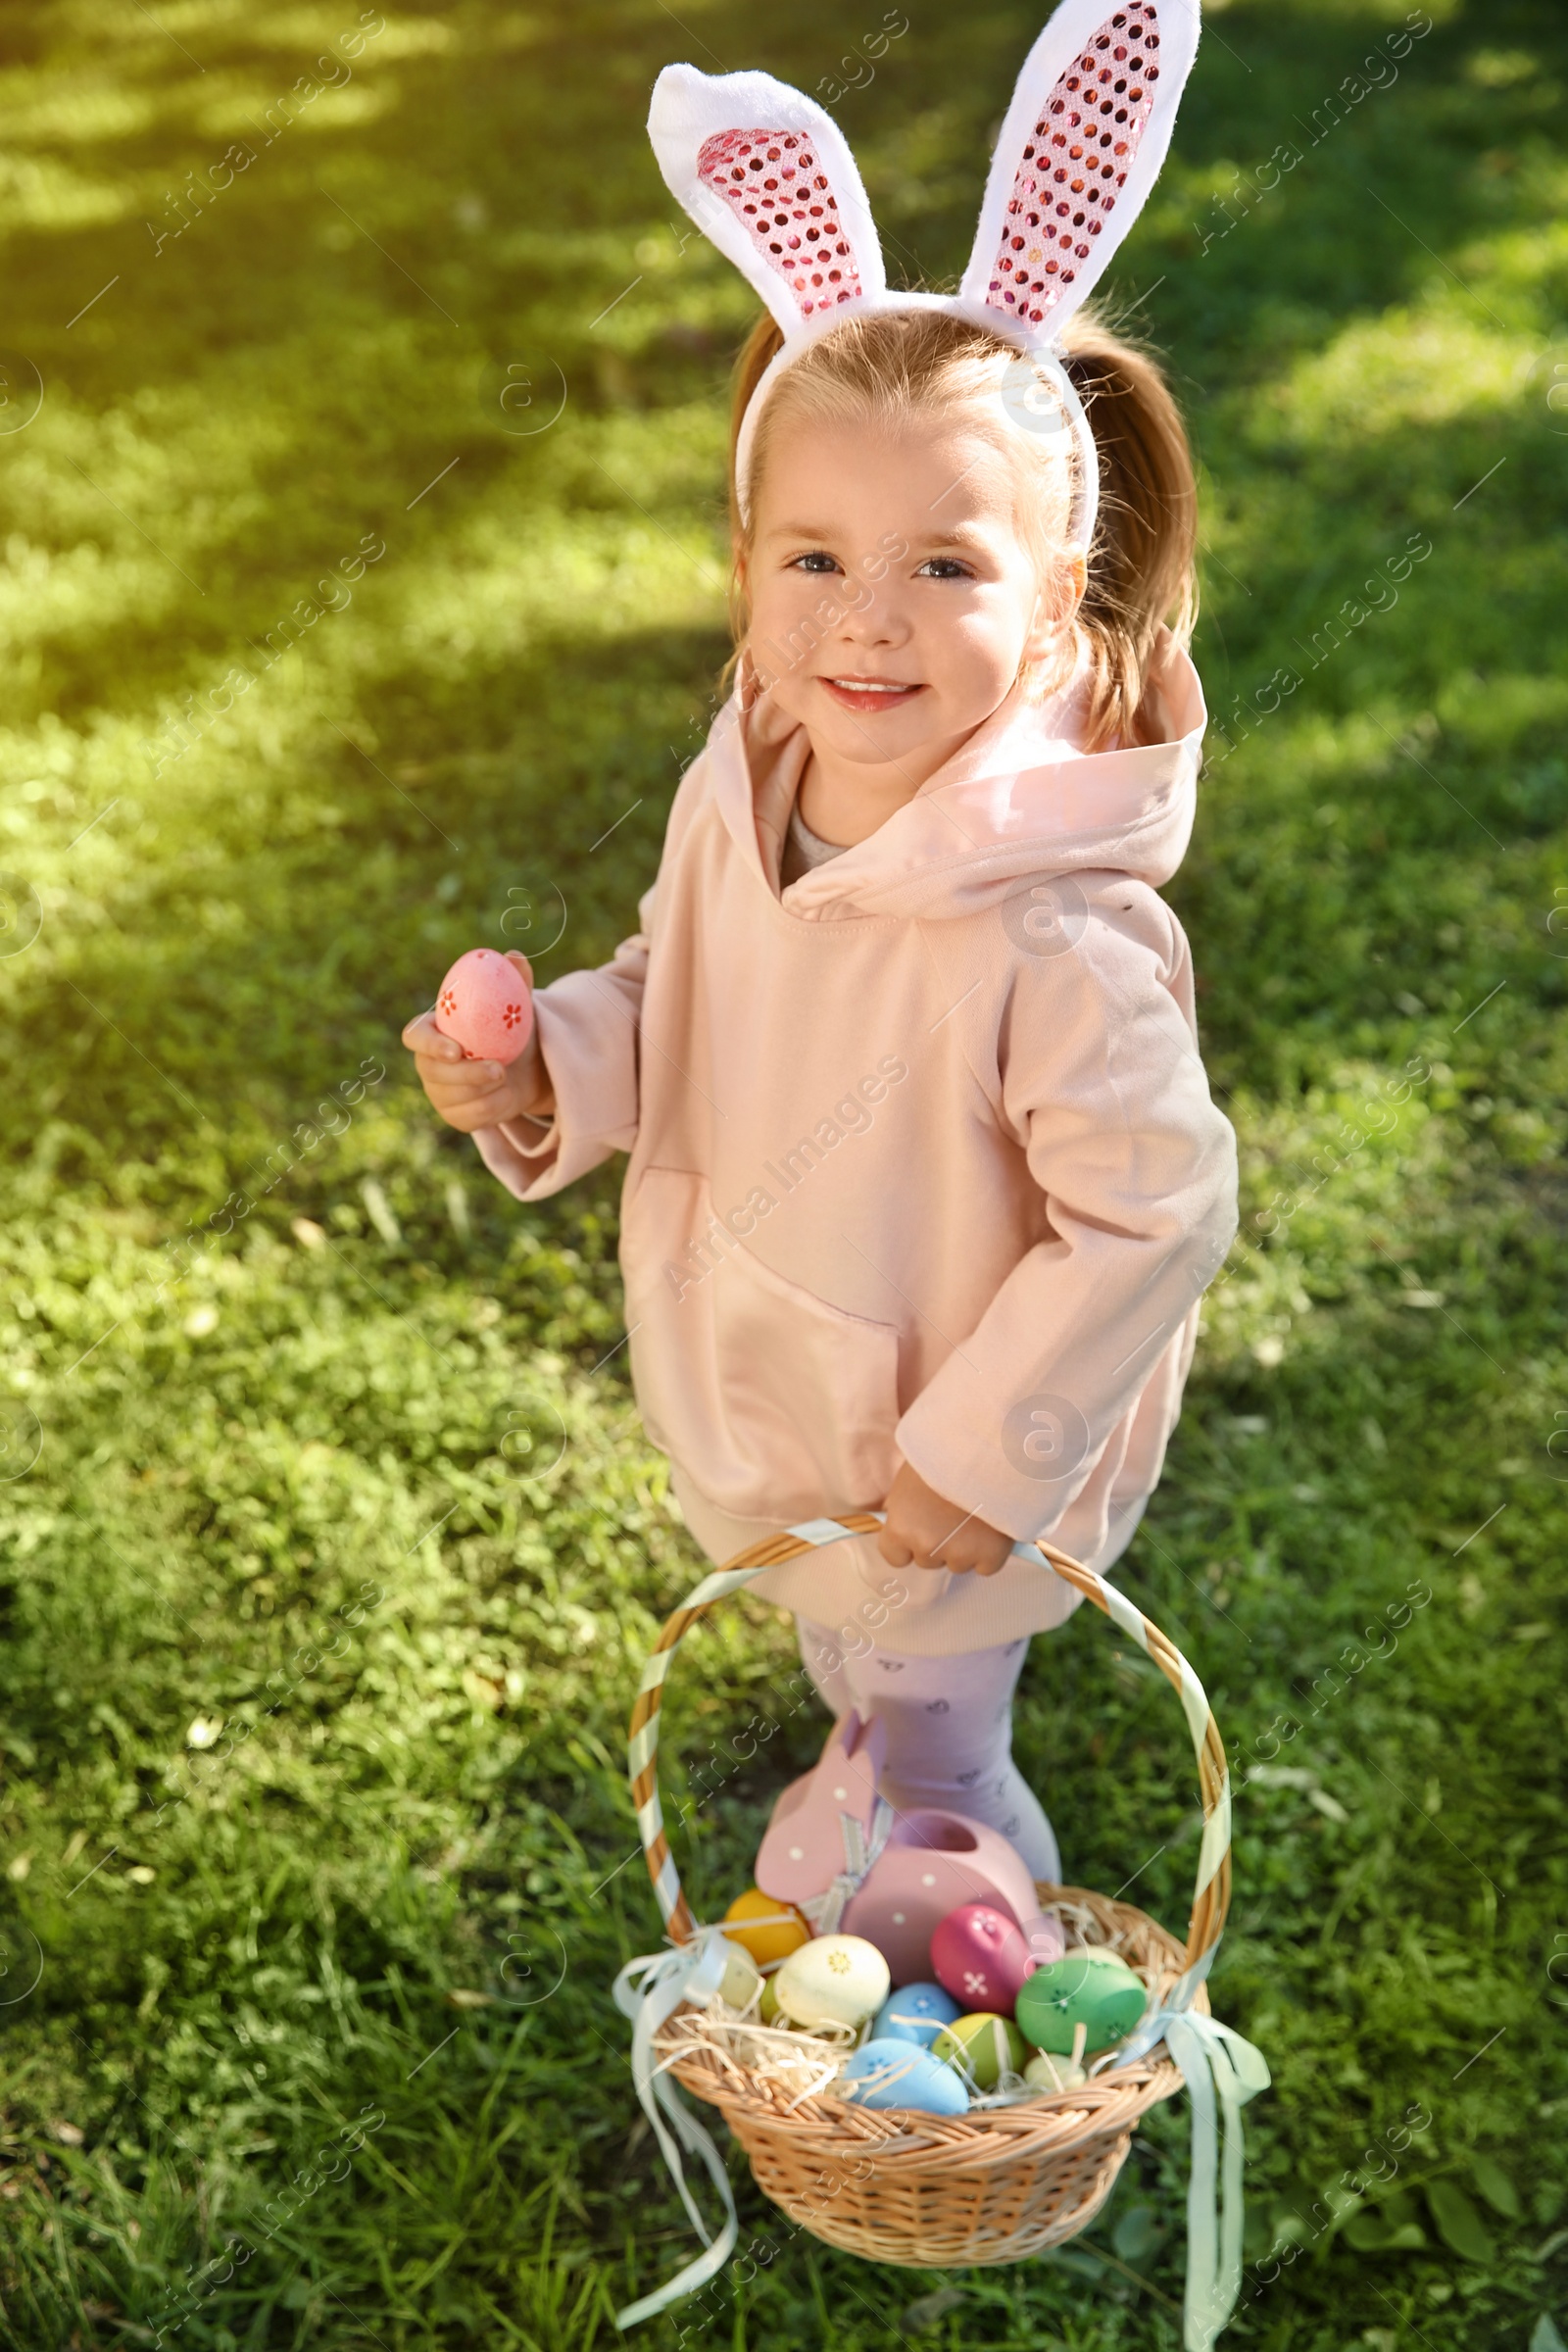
[621,1165,902,1522]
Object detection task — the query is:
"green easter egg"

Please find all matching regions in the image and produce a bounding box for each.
[932,2011,1029,2089]
[759,1975,780,2024]
[1015,1948,1147,2055]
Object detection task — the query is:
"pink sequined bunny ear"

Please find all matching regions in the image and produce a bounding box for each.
[649,64,887,338]
[960,0,1200,340]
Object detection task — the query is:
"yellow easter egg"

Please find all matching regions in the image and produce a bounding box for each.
[721,1886,810,1967]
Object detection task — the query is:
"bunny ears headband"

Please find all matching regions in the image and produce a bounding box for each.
[649,0,1200,553]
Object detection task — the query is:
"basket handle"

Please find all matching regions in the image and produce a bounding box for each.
[626,1515,1231,1982]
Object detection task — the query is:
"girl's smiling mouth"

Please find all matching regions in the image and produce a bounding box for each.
[819,675,925,714]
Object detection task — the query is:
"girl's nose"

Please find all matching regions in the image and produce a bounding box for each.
[840,586,909,645]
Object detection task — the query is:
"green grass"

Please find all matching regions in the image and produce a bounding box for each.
[0,0,1564,2345]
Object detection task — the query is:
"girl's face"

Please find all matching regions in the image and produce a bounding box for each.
[742,410,1080,784]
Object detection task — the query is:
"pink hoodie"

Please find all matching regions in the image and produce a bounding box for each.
[475,629,1236,1651]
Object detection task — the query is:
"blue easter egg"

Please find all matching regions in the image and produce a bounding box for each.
[872,1983,963,2048]
[839,2038,971,2116]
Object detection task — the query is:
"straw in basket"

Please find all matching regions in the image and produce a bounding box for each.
[612,1516,1269,2348]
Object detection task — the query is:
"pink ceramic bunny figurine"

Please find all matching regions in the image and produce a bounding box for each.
[755,1709,886,1909]
[755,1713,1064,1986]
[841,1813,1063,1986]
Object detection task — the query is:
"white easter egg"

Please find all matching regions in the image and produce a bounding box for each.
[1024,2048,1087,2092]
[772,1935,891,2031]
[715,1939,763,2010]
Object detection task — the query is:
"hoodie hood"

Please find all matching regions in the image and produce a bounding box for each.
[712,626,1206,921]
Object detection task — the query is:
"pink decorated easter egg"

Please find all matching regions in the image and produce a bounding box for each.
[930,1903,1036,2019]
[433,949,534,1064]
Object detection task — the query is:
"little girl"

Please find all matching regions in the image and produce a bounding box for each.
[404,17,1235,1883]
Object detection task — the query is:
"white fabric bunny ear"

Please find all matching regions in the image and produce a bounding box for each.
[647,6,1200,545]
[961,0,1200,339]
[649,65,887,337]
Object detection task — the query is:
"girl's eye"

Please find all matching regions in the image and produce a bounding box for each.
[915,557,973,581]
[789,550,841,574]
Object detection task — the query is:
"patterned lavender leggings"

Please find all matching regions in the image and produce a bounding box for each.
[795,1615,1061,1884]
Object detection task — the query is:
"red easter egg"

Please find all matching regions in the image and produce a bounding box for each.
[433,949,534,1064]
[930,1903,1034,2019]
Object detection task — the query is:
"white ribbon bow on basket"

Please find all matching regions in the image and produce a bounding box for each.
[611,1928,741,2330]
[608,1796,892,2328]
[1112,1964,1271,2352]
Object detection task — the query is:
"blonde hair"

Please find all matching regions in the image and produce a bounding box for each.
[725,306,1197,751]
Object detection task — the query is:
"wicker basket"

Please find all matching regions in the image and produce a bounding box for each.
[624,1513,1234,2274]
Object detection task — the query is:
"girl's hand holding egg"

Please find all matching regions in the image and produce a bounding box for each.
[402,950,553,1134]
[435,947,536,1064]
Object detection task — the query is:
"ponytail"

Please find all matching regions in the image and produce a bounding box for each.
[1059,311,1199,748]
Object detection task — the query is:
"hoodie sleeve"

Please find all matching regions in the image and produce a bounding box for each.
[470,913,651,1202]
[894,885,1237,1544]
[471,746,716,1202]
